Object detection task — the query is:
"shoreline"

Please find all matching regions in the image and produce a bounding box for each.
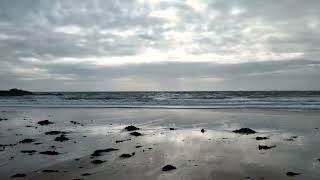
[1,107,319,179]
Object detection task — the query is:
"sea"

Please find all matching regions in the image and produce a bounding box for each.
[0,91,320,109]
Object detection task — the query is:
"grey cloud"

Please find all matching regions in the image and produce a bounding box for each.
[0,0,320,90]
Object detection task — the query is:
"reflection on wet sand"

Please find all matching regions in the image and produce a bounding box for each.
[0,108,320,180]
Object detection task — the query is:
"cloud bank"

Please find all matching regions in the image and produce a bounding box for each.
[0,0,319,90]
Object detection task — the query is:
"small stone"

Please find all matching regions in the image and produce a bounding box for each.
[162,165,176,171]
[233,128,256,134]
[130,131,142,136]
[124,125,140,131]
[37,120,54,125]
[286,172,301,176]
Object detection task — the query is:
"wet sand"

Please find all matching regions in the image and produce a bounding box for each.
[0,107,320,180]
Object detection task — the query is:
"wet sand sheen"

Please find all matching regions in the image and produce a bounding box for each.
[0,107,320,180]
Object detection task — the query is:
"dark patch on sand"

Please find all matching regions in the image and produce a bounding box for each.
[125,125,140,131]
[233,128,256,134]
[42,170,59,173]
[0,117,8,121]
[201,129,206,133]
[54,134,70,142]
[169,128,176,130]
[11,173,26,178]
[130,131,142,136]
[115,139,131,143]
[258,145,276,150]
[162,165,177,171]
[91,160,106,164]
[256,137,269,140]
[91,148,119,157]
[21,150,37,155]
[38,120,54,125]
[45,131,67,135]
[135,145,142,148]
[119,152,135,158]
[19,139,36,144]
[39,151,60,155]
[82,173,91,176]
[286,172,301,176]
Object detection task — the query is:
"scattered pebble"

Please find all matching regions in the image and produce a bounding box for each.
[91,148,119,157]
[11,173,26,178]
[38,120,54,125]
[54,134,69,142]
[233,128,256,134]
[258,145,276,150]
[256,137,269,140]
[91,160,106,164]
[125,125,140,131]
[39,151,60,155]
[162,165,177,171]
[42,170,59,173]
[19,139,36,144]
[119,152,135,158]
[286,172,301,176]
[130,131,142,136]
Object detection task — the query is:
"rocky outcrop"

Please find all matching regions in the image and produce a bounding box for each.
[0,89,33,96]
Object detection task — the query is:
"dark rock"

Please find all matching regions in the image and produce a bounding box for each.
[115,139,131,143]
[11,173,26,178]
[82,173,91,176]
[0,89,33,96]
[42,170,59,173]
[19,139,35,144]
[135,145,142,148]
[256,136,269,140]
[37,120,54,125]
[119,152,135,158]
[0,118,8,121]
[39,151,60,155]
[162,165,176,171]
[70,121,82,125]
[45,131,67,135]
[284,138,295,141]
[21,150,37,155]
[258,145,276,150]
[125,125,140,131]
[233,128,256,134]
[286,172,301,176]
[169,128,176,130]
[0,143,16,148]
[54,135,69,142]
[91,160,106,164]
[201,129,205,133]
[130,131,142,136]
[91,148,119,157]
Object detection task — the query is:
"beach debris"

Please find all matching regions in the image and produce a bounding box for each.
[135,145,142,148]
[21,150,37,155]
[82,173,92,176]
[201,129,206,133]
[286,172,301,176]
[258,145,276,150]
[54,134,69,142]
[233,128,256,134]
[91,160,106,164]
[130,131,142,136]
[162,165,177,171]
[120,152,135,158]
[45,131,67,135]
[19,138,35,144]
[38,120,54,125]
[169,128,176,130]
[256,137,269,140]
[115,139,131,143]
[91,148,119,157]
[125,125,140,131]
[11,173,26,178]
[39,151,60,155]
[70,121,82,125]
[42,170,59,173]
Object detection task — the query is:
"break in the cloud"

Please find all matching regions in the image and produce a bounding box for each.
[0,0,319,91]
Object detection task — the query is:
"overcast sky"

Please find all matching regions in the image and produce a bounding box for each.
[0,0,320,91]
